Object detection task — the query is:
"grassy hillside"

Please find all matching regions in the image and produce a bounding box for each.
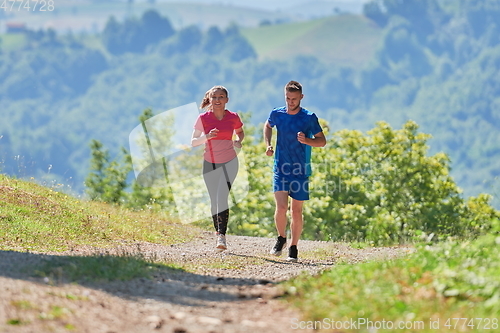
[241,14,383,67]
[0,174,197,252]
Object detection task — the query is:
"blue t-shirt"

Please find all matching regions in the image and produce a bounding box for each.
[268,106,323,178]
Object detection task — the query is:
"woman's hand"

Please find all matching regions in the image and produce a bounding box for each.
[233,140,242,148]
[207,128,219,140]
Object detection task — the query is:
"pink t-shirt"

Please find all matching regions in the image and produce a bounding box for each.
[194,110,243,163]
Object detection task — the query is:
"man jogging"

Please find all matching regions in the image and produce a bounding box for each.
[263,80,326,262]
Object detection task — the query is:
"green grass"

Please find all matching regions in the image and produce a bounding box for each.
[0,174,197,252]
[34,252,183,283]
[282,234,500,332]
[242,18,326,56]
[0,174,196,281]
[241,14,383,67]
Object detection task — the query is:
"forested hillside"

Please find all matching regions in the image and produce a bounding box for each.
[0,0,499,208]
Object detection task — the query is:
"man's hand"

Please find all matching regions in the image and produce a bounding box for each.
[266,146,274,156]
[297,131,307,144]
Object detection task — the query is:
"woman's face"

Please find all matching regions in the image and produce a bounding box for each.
[210,89,229,111]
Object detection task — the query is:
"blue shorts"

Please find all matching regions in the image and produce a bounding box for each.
[273,174,309,201]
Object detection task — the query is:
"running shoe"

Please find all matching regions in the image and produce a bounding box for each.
[286,245,298,262]
[216,234,227,252]
[270,236,287,256]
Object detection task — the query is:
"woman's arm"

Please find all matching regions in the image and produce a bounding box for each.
[191,128,219,147]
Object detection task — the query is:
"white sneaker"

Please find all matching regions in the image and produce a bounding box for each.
[216,234,227,252]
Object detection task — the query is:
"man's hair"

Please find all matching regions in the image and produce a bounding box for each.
[285,80,302,93]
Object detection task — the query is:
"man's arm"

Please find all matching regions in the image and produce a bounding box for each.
[263,120,274,156]
[297,131,326,147]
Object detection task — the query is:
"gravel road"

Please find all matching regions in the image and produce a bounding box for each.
[0,230,411,333]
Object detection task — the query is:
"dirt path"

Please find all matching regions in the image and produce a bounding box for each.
[0,231,410,333]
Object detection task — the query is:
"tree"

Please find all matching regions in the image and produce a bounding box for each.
[363,0,388,27]
[222,25,257,61]
[141,9,175,46]
[201,26,224,55]
[85,140,131,204]
[102,10,175,55]
[102,16,124,54]
[84,108,179,212]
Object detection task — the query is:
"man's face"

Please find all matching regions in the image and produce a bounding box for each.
[285,91,303,113]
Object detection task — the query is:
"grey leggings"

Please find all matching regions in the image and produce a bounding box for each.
[203,157,239,234]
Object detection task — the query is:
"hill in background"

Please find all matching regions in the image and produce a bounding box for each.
[242,14,382,67]
[2,6,382,68]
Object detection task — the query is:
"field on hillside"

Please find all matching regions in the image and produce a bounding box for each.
[241,14,382,67]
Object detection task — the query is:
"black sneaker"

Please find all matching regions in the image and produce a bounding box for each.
[287,245,298,262]
[270,236,287,256]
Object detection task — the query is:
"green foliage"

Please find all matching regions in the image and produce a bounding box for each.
[84,107,184,213]
[154,23,256,61]
[317,120,465,243]
[125,108,177,212]
[228,119,499,245]
[85,140,131,204]
[83,115,498,245]
[0,44,107,100]
[283,233,500,332]
[227,120,276,237]
[102,9,175,54]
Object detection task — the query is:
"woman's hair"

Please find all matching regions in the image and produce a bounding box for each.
[200,85,229,110]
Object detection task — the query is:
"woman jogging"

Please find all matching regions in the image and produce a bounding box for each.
[191,86,244,252]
